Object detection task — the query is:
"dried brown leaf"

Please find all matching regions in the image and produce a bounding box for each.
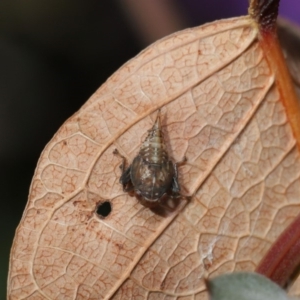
[8,15,300,300]
[277,18,300,298]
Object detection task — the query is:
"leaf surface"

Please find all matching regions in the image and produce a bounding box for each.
[8,14,300,300]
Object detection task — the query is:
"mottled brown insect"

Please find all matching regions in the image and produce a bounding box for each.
[114,110,187,210]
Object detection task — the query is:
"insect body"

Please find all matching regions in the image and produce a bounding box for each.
[114,110,186,210]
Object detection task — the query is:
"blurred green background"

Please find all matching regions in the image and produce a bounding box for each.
[1,0,299,298]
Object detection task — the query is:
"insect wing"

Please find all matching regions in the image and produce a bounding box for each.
[131,155,174,200]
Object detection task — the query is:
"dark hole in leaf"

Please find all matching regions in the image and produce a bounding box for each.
[96,201,112,218]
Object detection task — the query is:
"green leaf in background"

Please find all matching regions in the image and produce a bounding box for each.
[206,272,294,300]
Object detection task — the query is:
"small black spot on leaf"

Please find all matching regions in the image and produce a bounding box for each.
[96,201,112,218]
